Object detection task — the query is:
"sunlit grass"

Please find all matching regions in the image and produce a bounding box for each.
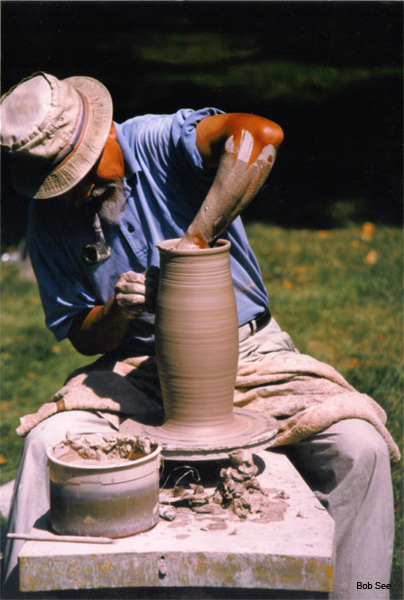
[1,265,91,480]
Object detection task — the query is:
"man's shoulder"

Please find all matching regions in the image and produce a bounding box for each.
[118,108,221,137]
[120,109,192,126]
[118,110,192,140]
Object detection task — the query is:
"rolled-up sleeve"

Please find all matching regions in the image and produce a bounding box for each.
[171,107,224,178]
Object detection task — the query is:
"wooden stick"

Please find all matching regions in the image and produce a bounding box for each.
[8,533,113,544]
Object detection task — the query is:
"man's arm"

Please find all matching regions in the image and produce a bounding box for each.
[177,113,284,249]
[67,268,159,355]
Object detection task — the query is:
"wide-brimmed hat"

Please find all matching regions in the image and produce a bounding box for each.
[0,72,113,199]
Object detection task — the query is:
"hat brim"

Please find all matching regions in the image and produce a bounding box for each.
[12,76,113,199]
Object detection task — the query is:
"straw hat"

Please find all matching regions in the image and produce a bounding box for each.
[0,72,113,199]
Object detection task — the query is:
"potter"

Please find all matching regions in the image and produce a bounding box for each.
[2,73,397,600]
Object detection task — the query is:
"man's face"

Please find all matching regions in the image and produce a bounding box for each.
[57,122,125,213]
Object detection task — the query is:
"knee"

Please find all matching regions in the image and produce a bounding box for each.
[23,421,62,464]
[332,419,390,474]
[23,412,82,461]
[23,411,116,463]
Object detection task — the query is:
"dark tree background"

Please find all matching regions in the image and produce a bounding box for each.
[1,0,402,248]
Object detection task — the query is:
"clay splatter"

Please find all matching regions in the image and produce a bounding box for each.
[257,144,276,165]
[225,130,254,164]
[212,449,269,519]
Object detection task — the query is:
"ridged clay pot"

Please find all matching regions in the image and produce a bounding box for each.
[155,239,239,434]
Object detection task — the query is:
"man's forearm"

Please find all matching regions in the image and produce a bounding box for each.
[67,268,159,355]
[182,146,276,248]
[178,113,283,249]
[68,298,130,355]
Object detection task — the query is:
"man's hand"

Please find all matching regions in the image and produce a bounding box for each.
[114,267,159,318]
[176,113,284,250]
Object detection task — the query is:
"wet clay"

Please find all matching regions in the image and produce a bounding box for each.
[212,449,269,518]
[177,134,277,250]
[52,432,154,466]
[155,239,239,434]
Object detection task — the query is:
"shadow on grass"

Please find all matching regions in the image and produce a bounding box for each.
[1,0,402,246]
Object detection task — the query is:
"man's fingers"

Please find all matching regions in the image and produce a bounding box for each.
[116,271,146,285]
[115,281,147,295]
[114,268,159,319]
[116,293,147,307]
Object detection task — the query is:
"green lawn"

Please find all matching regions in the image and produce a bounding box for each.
[1,222,402,596]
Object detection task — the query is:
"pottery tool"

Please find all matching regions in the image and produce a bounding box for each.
[8,533,113,544]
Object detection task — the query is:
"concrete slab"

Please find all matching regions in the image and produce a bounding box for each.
[18,451,334,594]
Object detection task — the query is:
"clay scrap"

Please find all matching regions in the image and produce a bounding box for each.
[52,432,154,464]
[160,450,277,520]
[213,449,270,519]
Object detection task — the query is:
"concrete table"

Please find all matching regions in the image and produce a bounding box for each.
[18,451,334,598]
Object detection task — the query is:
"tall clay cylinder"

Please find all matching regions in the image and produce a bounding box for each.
[155,239,239,433]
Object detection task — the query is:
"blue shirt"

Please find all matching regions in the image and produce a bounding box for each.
[28,108,269,355]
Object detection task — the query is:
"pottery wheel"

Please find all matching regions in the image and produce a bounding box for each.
[120,409,279,460]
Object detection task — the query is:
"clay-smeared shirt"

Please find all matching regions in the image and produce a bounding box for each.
[28,108,269,355]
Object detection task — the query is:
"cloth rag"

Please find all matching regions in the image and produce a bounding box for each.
[16,352,400,464]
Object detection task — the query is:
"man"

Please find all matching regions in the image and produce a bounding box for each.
[1,73,397,599]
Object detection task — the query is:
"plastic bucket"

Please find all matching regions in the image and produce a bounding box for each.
[47,434,161,538]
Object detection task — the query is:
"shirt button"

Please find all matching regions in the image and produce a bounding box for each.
[127,224,135,233]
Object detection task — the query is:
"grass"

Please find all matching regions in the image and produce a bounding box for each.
[0,268,91,482]
[111,28,401,116]
[1,222,403,596]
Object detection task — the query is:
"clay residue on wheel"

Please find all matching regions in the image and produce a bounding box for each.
[52,432,154,465]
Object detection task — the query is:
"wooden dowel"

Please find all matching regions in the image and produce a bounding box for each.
[7,533,113,544]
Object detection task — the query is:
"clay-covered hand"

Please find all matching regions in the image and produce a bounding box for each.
[114,266,159,318]
[175,232,209,250]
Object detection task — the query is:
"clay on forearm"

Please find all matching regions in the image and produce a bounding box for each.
[178,135,277,249]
